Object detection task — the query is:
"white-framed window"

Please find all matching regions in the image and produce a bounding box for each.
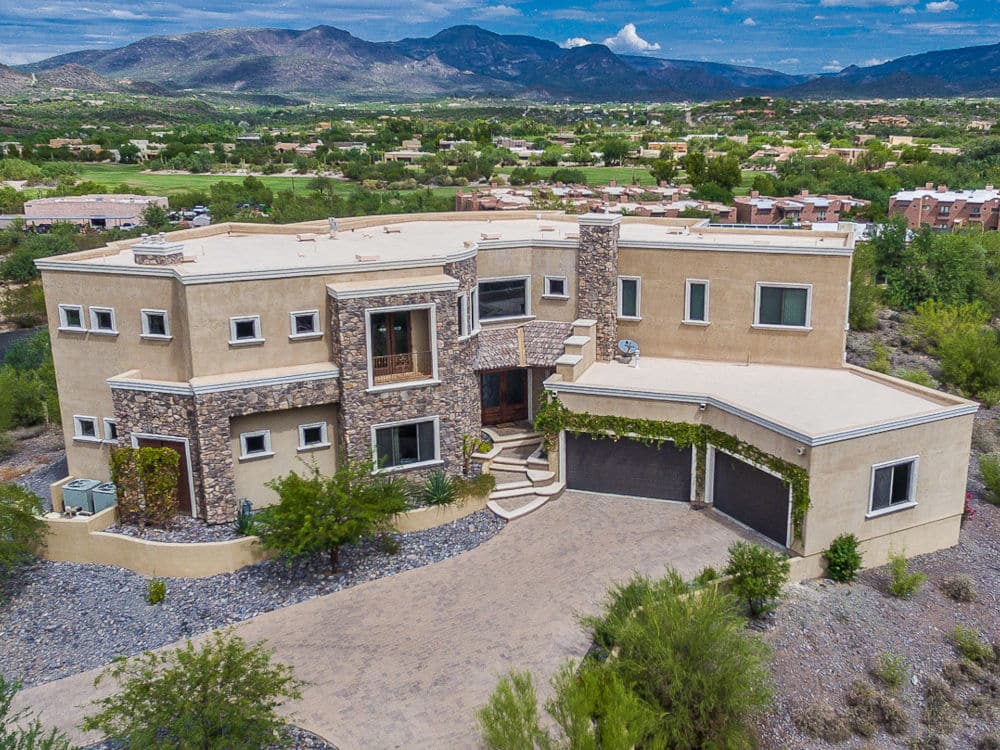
[543,275,568,299]
[229,315,264,345]
[289,310,321,339]
[297,422,330,451]
[72,415,100,442]
[617,276,641,319]
[754,282,812,329]
[470,287,480,332]
[684,279,709,324]
[58,304,86,332]
[456,292,469,338]
[868,456,918,517]
[372,417,440,472]
[102,418,118,443]
[141,309,170,339]
[239,430,272,460]
[88,306,117,335]
[478,276,531,321]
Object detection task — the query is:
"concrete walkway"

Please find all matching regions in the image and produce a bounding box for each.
[16,492,748,749]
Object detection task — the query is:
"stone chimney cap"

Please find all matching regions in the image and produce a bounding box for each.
[579,213,621,227]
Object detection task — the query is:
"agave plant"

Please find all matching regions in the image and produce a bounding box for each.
[420,471,459,506]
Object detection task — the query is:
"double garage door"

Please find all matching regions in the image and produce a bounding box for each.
[564,432,790,546]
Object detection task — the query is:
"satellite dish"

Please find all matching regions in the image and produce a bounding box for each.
[617,339,639,356]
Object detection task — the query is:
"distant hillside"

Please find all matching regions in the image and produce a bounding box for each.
[17,25,1000,101]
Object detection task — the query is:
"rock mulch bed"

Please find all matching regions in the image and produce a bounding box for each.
[1,426,66,511]
[757,495,1000,750]
[103,514,242,543]
[82,724,337,750]
[0,511,505,689]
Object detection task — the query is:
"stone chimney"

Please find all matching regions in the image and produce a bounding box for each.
[937,184,948,193]
[925,182,934,190]
[576,213,621,361]
[131,232,184,265]
[750,190,760,198]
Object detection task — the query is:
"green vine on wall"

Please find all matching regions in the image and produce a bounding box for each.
[535,395,811,542]
[110,446,180,529]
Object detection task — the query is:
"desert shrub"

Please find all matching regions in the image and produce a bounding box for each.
[794,702,852,742]
[477,671,549,750]
[871,652,908,691]
[849,241,880,331]
[0,431,14,459]
[940,574,977,602]
[949,626,994,665]
[980,453,1000,505]
[419,471,459,506]
[0,674,73,750]
[0,482,46,583]
[846,679,909,736]
[823,533,863,582]
[894,369,938,389]
[0,282,46,327]
[146,579,166,605]
[922,676,959,732]
[82,630,303,750]
[887,551,925,598]
[937,327,1000,405]
[907,300,990,354]
[977,732,1000,750]
[941,658,985,686]
[585,571,689,659]
[692,565,719,588]
[723,541,790,618]
[909,732,950,750]
[867,342,891,374]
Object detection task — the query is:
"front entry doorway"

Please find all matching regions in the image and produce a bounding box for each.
[135,436,194,516]
[481,368,528,425]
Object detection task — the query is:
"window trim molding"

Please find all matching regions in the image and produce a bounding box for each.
[72,415,101,443]
[752,281,814,330]
[140,308,172,340]
[58,304,87,332]
[477,275,532,323]
[102,417,118,444]
[297,422,331,452]
[364,303,439,392]
[617,275,642,320]
[370,415,442,474]
[229,315,264,346]
[866,455,919,518]
[542,275,569,300]
[88,306,118,336]
[470,287,480,334]
[683,278,710,325]
[288,309,322,340]
[457,291,470,340]
[238,429,273,461]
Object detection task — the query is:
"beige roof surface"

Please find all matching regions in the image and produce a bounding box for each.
[558,357,975,445]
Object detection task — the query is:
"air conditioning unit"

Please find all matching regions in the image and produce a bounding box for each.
[62,479,100,513]
[91,483,118,513]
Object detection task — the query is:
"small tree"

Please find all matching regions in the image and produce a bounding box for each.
[82,630,303,750]
[0,675,73,750]
[649,157,676,184]
[257,460,409,572]
[141,202,168,229]
[724,541,791,618]
[0,482,46,583]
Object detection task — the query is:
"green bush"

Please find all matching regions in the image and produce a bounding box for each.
[871,652,908,690]
[692,565,719,588]
[233,502,256,536]
[894,368,938,389]
[0,431,14,460]
[949,626,995,665]
[477,671,550,750]
[0,234,76,282]
[979,453,1000,505]
[0,282,46,328]
[0,482,46,583]
[83,630,303,750]
[823,533,863,583]
[585,571,688,660]
[419,471,458,506]
[146,579,166,605]
[723,541,790,618]
[907,300,990,354]
[848,241,880,331]
[867,342,891,374]
[937,327,1000,405]
[887,551,925,598]
[0,674,73,750]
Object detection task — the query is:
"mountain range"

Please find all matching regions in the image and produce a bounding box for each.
[12,25,1000,102]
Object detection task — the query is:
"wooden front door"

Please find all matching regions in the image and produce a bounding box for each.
[137,437,193,516]
[481,368,529,425]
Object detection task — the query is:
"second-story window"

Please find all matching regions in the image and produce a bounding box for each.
[58,304,86,332]
[684,280,709,324]
[229,315,264,345]
[478,277,530,321]
[543,276,568,299]
[618,277,641,319]
[141,310,170,339]
[89,307,117,335]
[289,310,321,339]
[755,283,812,328]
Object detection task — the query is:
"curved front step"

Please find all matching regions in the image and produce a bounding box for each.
[486,482,566,520]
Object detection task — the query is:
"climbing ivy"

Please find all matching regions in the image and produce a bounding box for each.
[109,446,180,529]
[535,395,811,542]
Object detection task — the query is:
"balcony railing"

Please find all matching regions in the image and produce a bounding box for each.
[372,350,433,385]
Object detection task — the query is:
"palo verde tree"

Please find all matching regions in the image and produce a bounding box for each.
[256,460,409,572]
[0,482,47,584]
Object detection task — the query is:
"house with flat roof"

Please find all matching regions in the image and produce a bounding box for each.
[889,184,1000,231]
[735,191,868,226]
[37,212,975,576]
[23,194,168,230]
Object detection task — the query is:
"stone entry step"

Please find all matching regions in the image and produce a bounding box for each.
[487,482,566,520]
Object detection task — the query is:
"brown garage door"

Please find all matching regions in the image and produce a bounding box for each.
[565,433,691,502]
[712,450,789,546]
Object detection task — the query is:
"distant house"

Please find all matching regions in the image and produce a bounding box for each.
[889,183,1000,231]
[735,191,868,226]
[22,194,169,230]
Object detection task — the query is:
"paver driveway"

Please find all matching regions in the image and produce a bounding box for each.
[17,491,749,749]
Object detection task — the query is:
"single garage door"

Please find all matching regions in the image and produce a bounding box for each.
[565,433,691,502]
[712,450,789,546]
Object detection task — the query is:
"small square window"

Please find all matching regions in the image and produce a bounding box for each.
[239,430,272,459]
[869,457,918,515]
[73,416,99,441]
[59,304,86,331]
[289,310,320,338]
[230,316,263,345]
[103,418,118,443]
[544,276,568,298]
[298,422,329,450]
[141,310,170,338]
[89,307,117,334]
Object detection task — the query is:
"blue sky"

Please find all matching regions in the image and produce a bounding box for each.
[2,0,999,73]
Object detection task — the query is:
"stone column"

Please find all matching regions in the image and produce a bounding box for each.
[576,213,621,361]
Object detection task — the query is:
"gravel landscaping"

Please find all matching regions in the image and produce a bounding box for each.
[0,510,505,689]
[103,514,242,543]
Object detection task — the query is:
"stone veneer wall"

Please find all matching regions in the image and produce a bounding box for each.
[113,379,339,524]
[576,216,620,361]
[330,257,480,478]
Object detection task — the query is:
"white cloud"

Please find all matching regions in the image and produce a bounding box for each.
[471,4,521,19]
[730,57,755,64]
[925,0,957,11]
[819,0,914,6]
[822,59,843,70]
[602,23,661,53]
[862,57,888,65]
[778,57,800,65]
[742,16,758,25]
[561,37,592,48]
[900,5,917,11]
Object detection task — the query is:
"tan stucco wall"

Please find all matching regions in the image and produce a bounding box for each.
[230,405,338,508]
[617,246,851,368]
[477,245,579,323]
